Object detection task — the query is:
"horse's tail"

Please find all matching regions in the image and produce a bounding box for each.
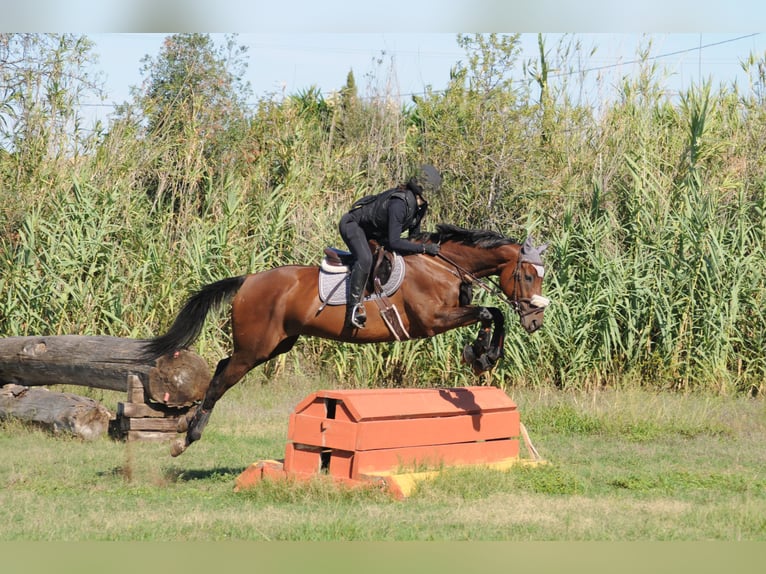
[141,275,247,361]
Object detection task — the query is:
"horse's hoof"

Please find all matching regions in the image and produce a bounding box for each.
[170,439,187,457]
[474,353,495,374]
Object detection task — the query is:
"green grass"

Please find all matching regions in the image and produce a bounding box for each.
[1,376,764,541]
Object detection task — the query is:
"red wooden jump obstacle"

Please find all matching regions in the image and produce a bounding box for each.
[235,386,541,498]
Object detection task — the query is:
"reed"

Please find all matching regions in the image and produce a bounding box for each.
[1,33,765,394]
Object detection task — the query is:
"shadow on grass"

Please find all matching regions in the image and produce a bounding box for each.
[97,466,244,481]
[163,466,246,482]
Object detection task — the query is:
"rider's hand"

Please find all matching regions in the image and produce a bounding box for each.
[423,243,440,256]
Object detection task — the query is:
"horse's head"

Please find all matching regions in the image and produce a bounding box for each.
[418,224,549,334]
[499,236,549,333]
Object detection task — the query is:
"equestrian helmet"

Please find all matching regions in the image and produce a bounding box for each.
[408,164,442,196]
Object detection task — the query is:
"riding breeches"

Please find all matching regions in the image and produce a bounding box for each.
[339,213,373,277]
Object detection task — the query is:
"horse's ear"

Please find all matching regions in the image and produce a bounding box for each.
[522,236,546,254]
[522,236,534,252]
[521,236,548,265]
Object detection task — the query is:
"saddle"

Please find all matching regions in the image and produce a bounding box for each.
[321,247,352,270]
[321,245,395,287]
[317,244,409,340]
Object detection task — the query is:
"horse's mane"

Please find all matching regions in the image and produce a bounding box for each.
[414,223,517,248]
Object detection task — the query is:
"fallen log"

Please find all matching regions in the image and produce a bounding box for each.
[0,335,210,407]
[0,384,111,440]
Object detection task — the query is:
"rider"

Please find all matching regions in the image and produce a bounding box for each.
[338,164,443,329]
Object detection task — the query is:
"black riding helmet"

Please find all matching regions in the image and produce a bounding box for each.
[406,164,442,197]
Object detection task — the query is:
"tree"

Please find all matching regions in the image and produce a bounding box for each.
[410,33,529,230]
[0,34,103,158]
[133,33,252,212]
[0,33,103,234]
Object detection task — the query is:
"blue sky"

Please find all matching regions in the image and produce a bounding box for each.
[3,0,765,33]
[4,1,766,125]
[82,32,766,125]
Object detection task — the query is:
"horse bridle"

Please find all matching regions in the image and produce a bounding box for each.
[435,252,549,319]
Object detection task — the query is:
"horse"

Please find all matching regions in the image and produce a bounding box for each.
[141,223,550,456]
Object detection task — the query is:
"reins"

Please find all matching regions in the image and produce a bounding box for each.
[435,251,537,317]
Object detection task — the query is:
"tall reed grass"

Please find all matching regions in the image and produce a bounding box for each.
[1,34,764,395]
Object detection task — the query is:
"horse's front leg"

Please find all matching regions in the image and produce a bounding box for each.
[420,304,505,374]
[485,306,506,364]
[462,307,505,375]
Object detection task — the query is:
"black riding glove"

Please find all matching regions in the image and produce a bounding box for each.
[423,243,440,256]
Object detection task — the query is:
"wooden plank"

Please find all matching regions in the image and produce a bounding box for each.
[290,395,327,419]
[288,395,356,422]
[126,430,176,442]
[234,460,287,491]
[117,402,185,418]
[127,374,145,403]
[288,409,519,451]
[350,439,519,478]
[295,387,516,422]
[285,438,519,480]
[119,417,181,431]
[284,443,323,474]
[327,449,354,478]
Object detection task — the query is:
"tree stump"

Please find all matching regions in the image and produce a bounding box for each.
[0,384,111,440]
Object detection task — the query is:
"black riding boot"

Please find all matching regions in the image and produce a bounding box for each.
[345,265,368,329]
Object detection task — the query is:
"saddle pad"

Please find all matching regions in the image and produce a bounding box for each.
[318,253,406,305]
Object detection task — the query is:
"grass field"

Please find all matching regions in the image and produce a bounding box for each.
[1,374,764,542]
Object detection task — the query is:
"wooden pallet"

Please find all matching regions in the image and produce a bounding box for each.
[236,386,539,497]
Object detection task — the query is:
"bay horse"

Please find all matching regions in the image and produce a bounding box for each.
[141,223,549,456]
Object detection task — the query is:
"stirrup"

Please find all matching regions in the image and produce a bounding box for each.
[349,304,367,329]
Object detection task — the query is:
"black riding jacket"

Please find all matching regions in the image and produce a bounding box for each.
[348,187,427,254]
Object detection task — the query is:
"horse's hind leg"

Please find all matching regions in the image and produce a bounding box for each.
[175,356,230,435]
[171,355,248,456]
[171,336,299,457]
